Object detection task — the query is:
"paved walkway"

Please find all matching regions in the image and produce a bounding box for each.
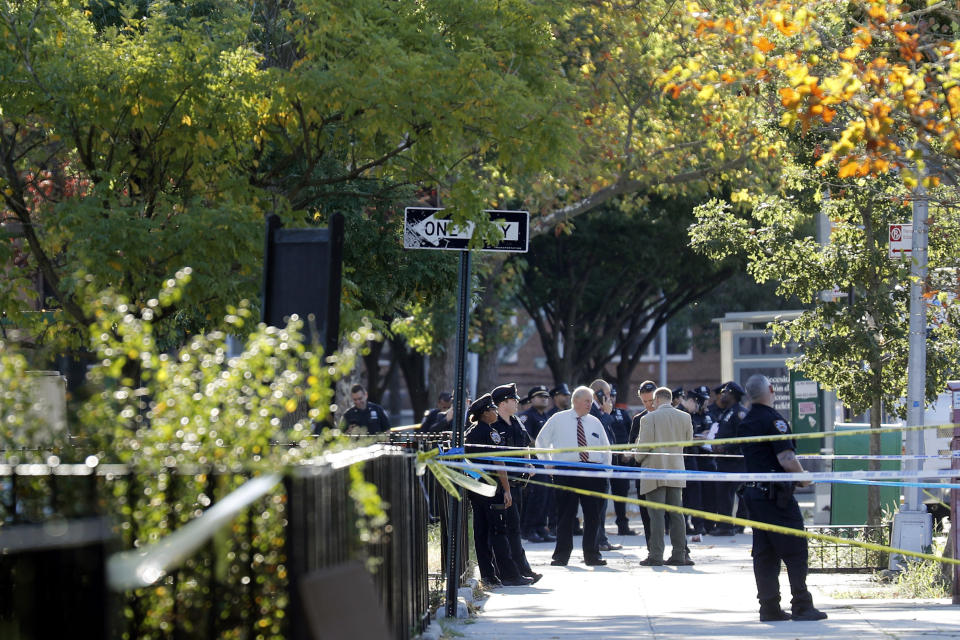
[448,527,959,639]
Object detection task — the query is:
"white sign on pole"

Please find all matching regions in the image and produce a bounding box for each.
[403,207,528,252]
[889,223,913,259]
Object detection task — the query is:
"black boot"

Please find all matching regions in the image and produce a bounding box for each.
[758,598,791,622]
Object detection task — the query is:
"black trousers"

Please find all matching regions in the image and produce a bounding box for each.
[505,484,532,574]
[521,475,551,535]
[610,476,630,528]
[715,457,747,524]
[741,487,814,612]
[692,451,718,532]
[468,492,523,581]
[553,474,606,563]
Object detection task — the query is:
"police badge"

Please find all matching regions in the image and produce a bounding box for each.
[490,430,502,444]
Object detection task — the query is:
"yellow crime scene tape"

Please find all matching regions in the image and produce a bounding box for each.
[431,421,960,461]
[419,421,960,567]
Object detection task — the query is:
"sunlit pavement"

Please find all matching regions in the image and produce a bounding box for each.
[452,526,959,640]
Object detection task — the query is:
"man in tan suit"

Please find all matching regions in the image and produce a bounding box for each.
[635,386,694,566]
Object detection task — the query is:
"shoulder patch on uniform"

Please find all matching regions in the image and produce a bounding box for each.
[489,430,502,444]
[518,415,528,424]
[738,409,747,419]
[774,419,789,433]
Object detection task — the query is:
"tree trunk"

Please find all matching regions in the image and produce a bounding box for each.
[394,339,429,422]
[476,347,500,398]
[427,334,457,404]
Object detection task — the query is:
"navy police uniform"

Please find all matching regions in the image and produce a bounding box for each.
[491,384,535,576]
[608,402,633,534]
[518,386,555,542]
[682,386,716,534]
[341,402,391,434]
[465,394,531,585]
[739,402,822,619]
[712,382,748,534]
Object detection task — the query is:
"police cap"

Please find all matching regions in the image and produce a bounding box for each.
[549,383,572,397]
[722,381,746,399]
[527,385,550,400]
[468,394,496,420]
[491,383,521,404]
[685,385,710,401]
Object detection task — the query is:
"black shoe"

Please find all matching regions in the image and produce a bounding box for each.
[792,607,827,621]
[709,527,736,536]
[548,527,558,537]
[539,530,557,542]
[599,542,622,551]
[617,527,637,536]
[639,557,663,566]
[482,577,502,588]
[759,608,792,622]
[584,558,607,566]
[524,532,545,543]
[734,526,745,534]
[522,572,543,584]
[550,559,568,566]
[665,555,695,566]
[501,575,536,586]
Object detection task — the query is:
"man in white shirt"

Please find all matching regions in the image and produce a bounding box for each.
[535,386,612,567]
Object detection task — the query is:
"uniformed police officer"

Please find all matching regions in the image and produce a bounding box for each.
[546,383,572,418]
[679,386,717,538]
[464,394,537,587]
[420,391,453,432]
[609,384,636,535]
[710,381,748,536]
[340,384,392,433]
[518,385,556,543]
[491,383,540,580]
[738,374,827,622]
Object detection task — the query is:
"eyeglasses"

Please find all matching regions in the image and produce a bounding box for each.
[638,382,657,393]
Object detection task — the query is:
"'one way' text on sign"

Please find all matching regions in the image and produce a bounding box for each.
[403,208,528,253]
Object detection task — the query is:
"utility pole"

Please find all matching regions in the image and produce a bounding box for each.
[889,178,933,569]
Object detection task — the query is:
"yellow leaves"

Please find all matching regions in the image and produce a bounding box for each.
[181,115,192,126]
[840,45,861,61]
[131,103,141,116]
[285,398,298,413]
[697,84,715,101]
[947,86,960,120]
[770,11,800,37]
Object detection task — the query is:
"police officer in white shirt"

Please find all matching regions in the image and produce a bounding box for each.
[535,386,612,567]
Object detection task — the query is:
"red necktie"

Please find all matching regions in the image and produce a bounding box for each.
[577,416,589,462]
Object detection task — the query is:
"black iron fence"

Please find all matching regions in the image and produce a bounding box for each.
[807,524,891,573]
[0,442,456,640]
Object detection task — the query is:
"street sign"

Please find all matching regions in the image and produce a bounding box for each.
[403,207,528,252]
[889,223,913,258]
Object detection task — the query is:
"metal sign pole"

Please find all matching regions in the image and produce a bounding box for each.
[444,249,472,617]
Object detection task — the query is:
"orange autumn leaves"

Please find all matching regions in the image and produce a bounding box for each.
[669,0,960,183]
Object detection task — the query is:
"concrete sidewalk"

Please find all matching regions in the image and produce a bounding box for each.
[451,528,959,639]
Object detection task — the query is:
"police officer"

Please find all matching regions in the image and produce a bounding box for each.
[609,384,636,535]
[738,375,827,622]
[679,386,716,538]
[491,383,540,580]
[589,379,622,552]
[518,385,556,543]
[710,381,748,536]
[340,384,392,433]
[420,391,453,432]
[465,394,537,587]
[546,383,572,418]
